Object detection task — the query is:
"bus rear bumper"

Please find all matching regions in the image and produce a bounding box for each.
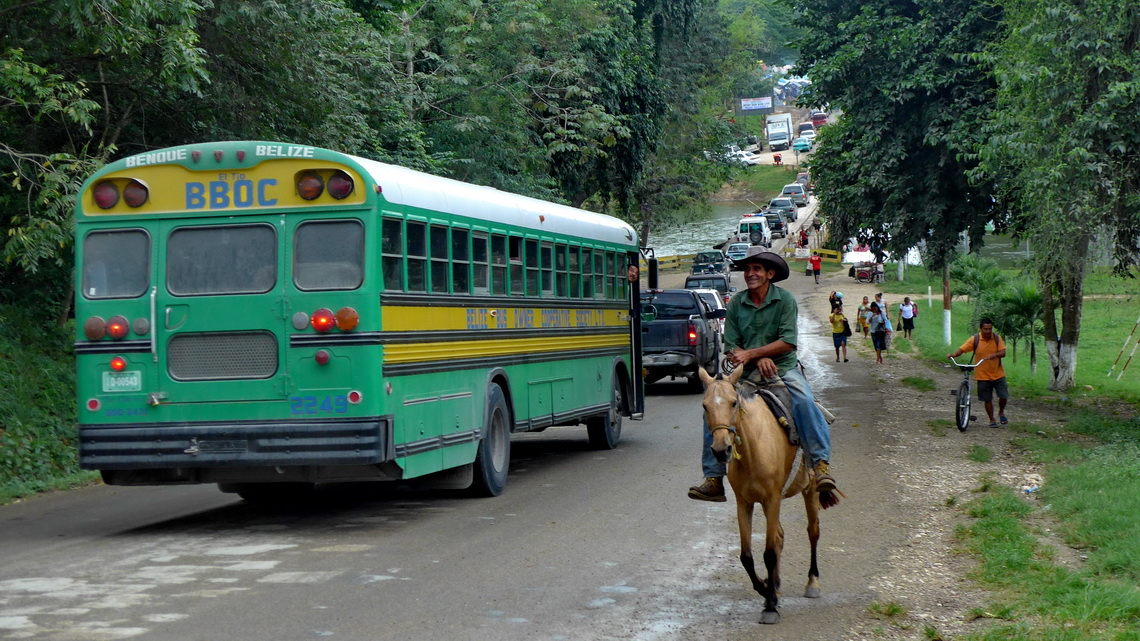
[79,416,395,481]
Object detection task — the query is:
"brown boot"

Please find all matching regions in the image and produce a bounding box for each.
[688,477,726,502]
[813,461,837,493]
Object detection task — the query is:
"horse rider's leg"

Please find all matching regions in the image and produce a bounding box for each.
[759,498,784,624]
[688,417,728,501]
[736,501,766,597]
[780,368,831,468]
[803,489,822,598]
[782,367,841,505]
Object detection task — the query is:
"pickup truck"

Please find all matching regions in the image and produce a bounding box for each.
[640,289,724,390]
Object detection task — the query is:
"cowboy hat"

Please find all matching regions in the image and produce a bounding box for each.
[736,247,790,282]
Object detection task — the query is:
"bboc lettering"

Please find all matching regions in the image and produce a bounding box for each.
[185,179,278,210]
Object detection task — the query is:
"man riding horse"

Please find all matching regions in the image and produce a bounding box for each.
[688,247,841,507]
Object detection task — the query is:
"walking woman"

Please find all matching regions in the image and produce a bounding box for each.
[868,302,890,364]
[897,296,917,339]
[858,295,873,337]
[829,303,850,362]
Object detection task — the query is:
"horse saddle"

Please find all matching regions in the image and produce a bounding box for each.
[736,378,799,446]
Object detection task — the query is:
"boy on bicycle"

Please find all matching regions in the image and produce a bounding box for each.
[947,318,1009,427]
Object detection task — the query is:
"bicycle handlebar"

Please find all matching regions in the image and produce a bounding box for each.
[948,356,979,369]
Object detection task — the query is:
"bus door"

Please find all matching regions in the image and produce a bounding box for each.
[153,220,290,405]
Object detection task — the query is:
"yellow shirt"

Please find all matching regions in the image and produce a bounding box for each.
[829,312,847,334]
[958,333,1006,381]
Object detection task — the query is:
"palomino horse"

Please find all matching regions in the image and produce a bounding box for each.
[698,365,822,625]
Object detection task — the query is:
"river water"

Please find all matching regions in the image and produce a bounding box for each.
[644,201,1032,268]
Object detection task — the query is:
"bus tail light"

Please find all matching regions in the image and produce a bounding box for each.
[123,180,149,207]
[93,182,120,209]
[84,316,107,340]
[335,307,359,331]
[107,316,130,340]
[315,350,330,365]
[110,356,127,371]
[347,390,362,404]
[297,173,324,200]
[86,399,101,412]
[327,171,355,199]
[311,308,336,332]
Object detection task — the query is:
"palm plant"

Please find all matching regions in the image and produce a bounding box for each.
[986,282,1045,374]
[949,254,1008,307]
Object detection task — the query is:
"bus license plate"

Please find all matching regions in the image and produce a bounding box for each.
[102,371,142,393]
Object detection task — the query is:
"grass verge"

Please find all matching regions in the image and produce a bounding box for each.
[955,411,1140,640]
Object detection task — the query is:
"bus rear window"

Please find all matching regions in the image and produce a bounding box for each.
[167,224,277,295]
[295,220,364,290]
[82,229,150,299]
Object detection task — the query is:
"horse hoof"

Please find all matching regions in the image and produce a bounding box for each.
[804,587,821,598]
[759,611,780,625]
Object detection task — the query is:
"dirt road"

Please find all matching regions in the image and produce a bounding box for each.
[653,241,1062,639]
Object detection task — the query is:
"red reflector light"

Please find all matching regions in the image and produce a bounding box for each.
[335,307,359,331]
[314,350,330,365]
[93,182,120,209]
[123,180,148,207]
[107,315,130,340]
[347,390,362,404]
[83,316,107,340]
[110,356,127,371]
[297,173,324,200]
[86,399,101,412]
[327,171,354,199]
[311,308,336,333]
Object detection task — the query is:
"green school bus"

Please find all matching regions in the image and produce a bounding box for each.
[74,141,644,500]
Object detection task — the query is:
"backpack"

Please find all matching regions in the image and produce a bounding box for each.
[972,332,1003,367]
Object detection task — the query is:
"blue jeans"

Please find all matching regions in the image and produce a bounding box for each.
[702,367,832,477]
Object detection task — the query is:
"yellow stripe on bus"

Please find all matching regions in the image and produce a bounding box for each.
[383,306,627,332]
[383,334,629,363]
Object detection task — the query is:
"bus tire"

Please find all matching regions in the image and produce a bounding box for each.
[470,383,511,497]
[587,372,624,450]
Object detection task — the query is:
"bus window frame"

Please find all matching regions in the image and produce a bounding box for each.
[81,227,152,300]
[293,218,365,292]
[381,216,404,292]
[166,222,278,297]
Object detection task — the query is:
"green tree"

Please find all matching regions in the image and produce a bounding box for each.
[977,0,1140,390]
[982,282,1044,374]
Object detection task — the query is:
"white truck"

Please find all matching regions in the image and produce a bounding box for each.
[765,113,794,151]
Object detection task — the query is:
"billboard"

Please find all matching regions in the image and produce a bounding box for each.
[739,97,773,111]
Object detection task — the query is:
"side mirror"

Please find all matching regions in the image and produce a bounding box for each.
[641,304,657,323]
[730,286,737,292]
[709,308,727,320]
[647,257,659,290]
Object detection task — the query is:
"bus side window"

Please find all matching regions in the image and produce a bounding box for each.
[430,225,449,294]
[582,248,594,298]
[382,217,403,291]
[555,243,568,297]
[472,232,489,294]
[452,227,470,294]
[593,249,605,299]
[568,246,581,298]
[509,235,523,295]
[606,251,618,299]
[540,241,553,296]
[491,234,507,295]
[406,221,427,292]
[524,238,539,297]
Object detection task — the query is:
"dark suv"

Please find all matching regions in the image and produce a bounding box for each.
[764,212,788,239]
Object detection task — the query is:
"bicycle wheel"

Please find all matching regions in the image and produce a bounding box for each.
[955,379,972,431]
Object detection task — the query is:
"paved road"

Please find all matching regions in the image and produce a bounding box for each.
[0,205,903,640]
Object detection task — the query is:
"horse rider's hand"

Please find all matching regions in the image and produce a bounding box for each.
[756,357,778,379]
[726,347,746,367]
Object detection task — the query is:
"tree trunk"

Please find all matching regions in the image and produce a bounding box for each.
[1041,236,1087,391]
[942,263,952,345]
[56,277,74,327]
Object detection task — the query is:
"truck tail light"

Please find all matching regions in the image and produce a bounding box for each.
[688,323,698,346]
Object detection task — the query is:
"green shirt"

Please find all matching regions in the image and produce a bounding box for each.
[723,283,800,377]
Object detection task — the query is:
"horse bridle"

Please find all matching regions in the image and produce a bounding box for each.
[709,388,746,461]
